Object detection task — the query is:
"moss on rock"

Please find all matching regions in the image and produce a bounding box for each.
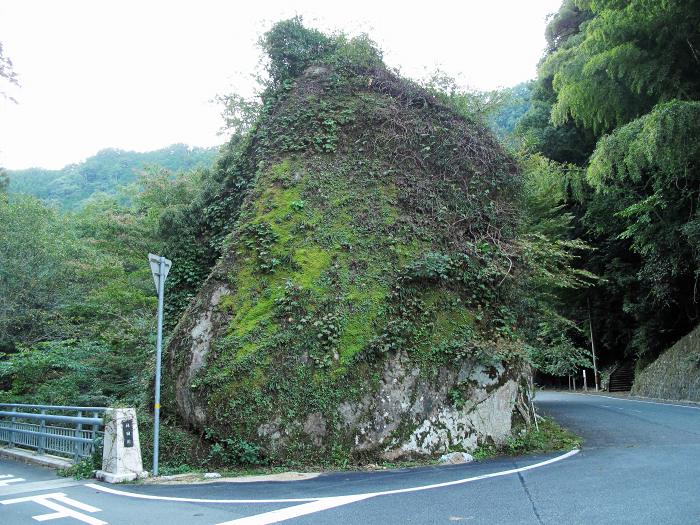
[165,21,529,465]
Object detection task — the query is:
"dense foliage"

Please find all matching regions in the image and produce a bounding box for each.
[519,0,700,363]
[488,83,532,141]
[0,164,214,464]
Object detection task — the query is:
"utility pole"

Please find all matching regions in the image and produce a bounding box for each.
[588,297,600,392]
[148,253,171,477]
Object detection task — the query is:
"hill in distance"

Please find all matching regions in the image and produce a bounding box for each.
[7,143,218,209]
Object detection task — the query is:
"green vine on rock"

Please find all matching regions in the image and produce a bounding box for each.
[240,222,282,273]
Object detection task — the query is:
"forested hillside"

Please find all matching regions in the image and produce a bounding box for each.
[489,82,531,140]
[7,144,217,208]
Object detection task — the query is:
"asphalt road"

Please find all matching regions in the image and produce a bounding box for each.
[1,391,699,524]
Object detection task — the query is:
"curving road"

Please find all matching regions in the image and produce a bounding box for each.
[1,391,700,524]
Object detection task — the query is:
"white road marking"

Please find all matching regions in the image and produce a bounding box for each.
[0,474,25,486]
[368,448,579,497]
[210,450,580,525]
[576,393,700,410]
[83,485,317,504]
[84,449,578,525]
[0,478,85,497]
[1,492,106,525]
[215,494,374,525]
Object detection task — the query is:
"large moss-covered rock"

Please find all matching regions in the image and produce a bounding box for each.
[166,33,530,463]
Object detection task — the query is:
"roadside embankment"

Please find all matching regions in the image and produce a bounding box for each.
[632,324,700,402]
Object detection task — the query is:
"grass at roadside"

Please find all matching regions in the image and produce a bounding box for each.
[57,456,100,480]
[473,416,582,460]
[60,416,582,482]
[143,417,582,483]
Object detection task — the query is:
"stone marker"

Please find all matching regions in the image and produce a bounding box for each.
[95,408,148,483]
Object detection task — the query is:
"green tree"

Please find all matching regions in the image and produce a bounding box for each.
[587,100,700,312]
[521,0,700,364]
[0,168,8,194]
[517,0,596,164]
[0,197,86,348]
[544,0,700,134]
[214,93,261,136]
[517,154,595,375]
[258,16,336,86]
[0,181,168,404]
[488,82,532,141]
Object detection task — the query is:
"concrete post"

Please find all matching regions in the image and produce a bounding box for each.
[95,408,148,483]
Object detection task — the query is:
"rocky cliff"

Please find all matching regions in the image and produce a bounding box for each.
[165,23,531,463]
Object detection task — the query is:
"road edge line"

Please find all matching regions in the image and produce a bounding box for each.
[84,448,579,504]
[574,392,700,410]
[373,448,579,496]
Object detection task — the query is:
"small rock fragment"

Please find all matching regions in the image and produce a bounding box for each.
[439,452,474,465]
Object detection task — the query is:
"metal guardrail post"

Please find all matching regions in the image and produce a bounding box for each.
[91,410,100,456]
[74,411,83,461]
[38,409,46,454]
[9,407,17,447]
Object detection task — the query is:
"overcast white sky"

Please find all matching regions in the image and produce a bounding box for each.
[0,0,561,170]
